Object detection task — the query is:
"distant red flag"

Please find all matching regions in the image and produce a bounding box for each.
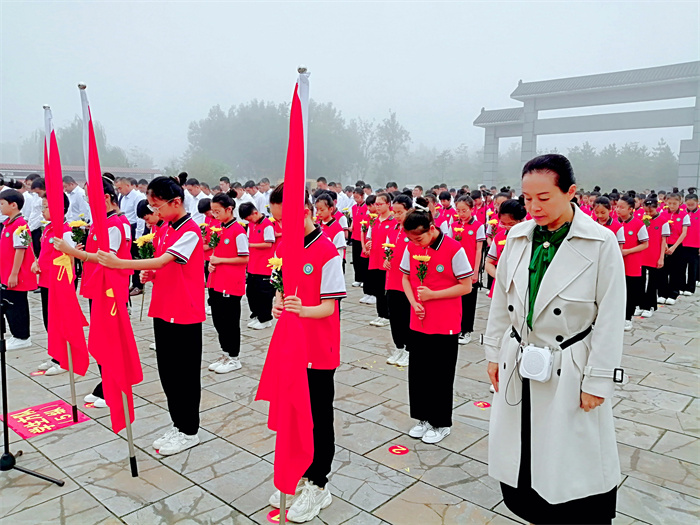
[255,72,314,495]
[79,86,142,434]
[43,107,89,375]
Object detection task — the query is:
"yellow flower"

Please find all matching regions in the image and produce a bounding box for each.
[486,209,493,216]
[342,207,349,212]
[488,219,498,225]
[412,255,431,262]
[668,220,674,224]
[643,215,652,220]
[454,227,464,233]
[210,227,222,232]
[382,243,395,249]
[369,213,378,219]
[15,225,28,234]
[238,222,247,228]
[267,257,283,271]
[134,233,155,247]
[69,220,88,228]
[78,213,85,218]
[198,222,207,228]
[269,217,276,222]
[360,220,368,225]
[498,240,506,246]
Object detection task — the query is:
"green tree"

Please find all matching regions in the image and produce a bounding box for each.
[374,110,411,181]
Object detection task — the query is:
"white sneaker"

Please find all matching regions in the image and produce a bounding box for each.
[422,426,451,444]
[286,481,332,523]
[250,319,272,330]
[387,348,403,365]
[489,384,496,394]
[7,337,31,350]
[458,332,472,345]
[157,432,200,456]
[351,281,362,288]
[38,360,54,371]
[409,420,431,438]
[269,478,306,508]
[44,363,66,376]
[359,295,370,304]
[247,317,259,328]
[666,298,676,305]
[640,310,653,318]
[633,307,642,316]
[681,291,693,296]
[208,354,228,371]
[149,342,156,350]
[657,297,668,305]
[153,427,179,450]
[366,296,377,305]
[93,398,107,408]
[216,356,242,374]
[205,305,212,315]
[624,320,633,332]
[395,349,409,368]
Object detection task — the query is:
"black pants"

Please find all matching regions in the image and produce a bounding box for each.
[303,368,335,489]
[153,318,203,435]
[31,228,42,258]
[681,245,699,293]
[39,287,60,365]
[351,239,368,284]
[209,290,241,357]
[130,224,143,290]
[366,269,389,319]
[2,289,30,340]
[461,286,478,334]
[625,275,643,320]
[640,266,662,311]
[246,274,274,323]
[386,290,410,350]
[660,249,685,300]
[407,331,458,428]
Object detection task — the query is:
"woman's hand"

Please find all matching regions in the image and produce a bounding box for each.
[7,273,18,289]
[31,261,40,274]
[471,274,479,284]
[208,262,216,273]
[96,250,120,268]
[365,240,372,251]
[580,392,604,412]
[53,237,71,254]
[621,248,629,257]
[140,270,154,283]
[487,361,499,393]
[272,299,284,319]
[411,301,425,320]
[416,286,435,302]
[283,295,303,316]
[666,245,676,255]
[657,257,664,269]
[209,255,221,266]
[383,259,391,271]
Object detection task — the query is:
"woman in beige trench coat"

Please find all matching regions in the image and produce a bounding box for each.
[484,154,625,525]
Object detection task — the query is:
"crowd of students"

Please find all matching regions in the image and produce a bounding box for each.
[0,167,698,523]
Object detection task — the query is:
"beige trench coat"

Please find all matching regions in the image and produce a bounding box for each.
[483,205,625,504]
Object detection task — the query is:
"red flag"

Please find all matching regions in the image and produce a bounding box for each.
[79,86,142,434]
[43,106,89,375]
[255,72,314,495]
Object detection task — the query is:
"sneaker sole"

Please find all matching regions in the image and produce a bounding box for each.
[215,365,242,374]
[422,431,451,444]
[158,439,200,456]
[288,492,332,523]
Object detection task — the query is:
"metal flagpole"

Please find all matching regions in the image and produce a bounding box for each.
[121,392,138,477]
[66,343,79,422]
[139,284,146,322]
[280,493,287,524]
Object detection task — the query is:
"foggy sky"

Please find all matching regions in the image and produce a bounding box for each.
[1,1,698,168]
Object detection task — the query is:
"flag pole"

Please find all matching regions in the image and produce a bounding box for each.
[66,343,79,422]
[280,493,287,524]
[121,391,138,477]
[139,284,146,321]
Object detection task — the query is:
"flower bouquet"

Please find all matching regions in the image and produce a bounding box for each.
[382,243,395,261]
[268,257,283,294]
[69,220,89,246]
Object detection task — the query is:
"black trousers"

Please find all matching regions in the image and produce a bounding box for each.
[366,269,389,319]
[130,224,143,290]
[209,290,241,357]
[153,318,202,435]
[461,286,478,334]
[31,228,42,258]
[625,275,643,320]
[246,273,275,323]
[351,239,368,284]
[681,245,699,293]
[303,368,336,489]
[660,250,685,300]
[640,266,662,311]
[386,290,410,350]
[39,287,60,365]
[2,289,30,340]
[407,331,458,428]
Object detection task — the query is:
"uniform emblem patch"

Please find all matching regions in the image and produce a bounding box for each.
[436,264,445,273]
[303,263,314,275]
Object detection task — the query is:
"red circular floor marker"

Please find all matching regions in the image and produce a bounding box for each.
[267,509,288,523]
[474,401,491,409]
[83,402,95,409]
[388,445,409,455]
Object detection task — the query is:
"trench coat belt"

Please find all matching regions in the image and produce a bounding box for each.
[509,325,593,351]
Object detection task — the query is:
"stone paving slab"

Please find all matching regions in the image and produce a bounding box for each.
[0,276,698,524]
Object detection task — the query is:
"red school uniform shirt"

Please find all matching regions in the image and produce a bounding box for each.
[294,227,347,369]
[367,215,397,270]
[616,217,649,277]
[247,216,276,276]
[37,221,73,289]
[663,209,691,246]
[597,217,623,237]
[385,224,411,292]
[149,213,205,325]
[320,217,346,258]
[642,214,670,268]
[435,207,458,235]
[80,211,130,299]
[474,203,488,226]
[486,229,509,298]
[450,217,485,271]
[351,203,367,242]
[683,208,700,249]
[0,215,37,291]
[333,210,349,231]
[207,219,249,296]
[400,233,472,335]
[202,215,221,261]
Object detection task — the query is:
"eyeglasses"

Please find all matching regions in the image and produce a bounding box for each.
[147,199,173,214]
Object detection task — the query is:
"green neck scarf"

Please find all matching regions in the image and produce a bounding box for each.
[527,221,572,329]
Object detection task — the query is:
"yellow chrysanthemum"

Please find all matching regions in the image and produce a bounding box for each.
[369,213,378,219]
[134,233,156,247]
[488,219,498,225]
[486,209,494,216]
[269,217,276,223]
[210,227,222,232]
[643,215,652,221]
[412,255,431,262]
[199,223,207,228]
[342,207,349,212]
[382,243,395,249]
[267,257,283,271]
[454,227,464,232]
[69,220,88,228]
[498,240,506,246]
[15,225,28,234]
[360,220,368,225]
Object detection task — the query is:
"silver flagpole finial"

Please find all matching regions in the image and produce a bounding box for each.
[43,104,50,110]
[297,65,307,74]
[78,82,87,90]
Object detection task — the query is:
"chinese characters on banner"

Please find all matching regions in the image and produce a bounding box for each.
[1,400,89,439]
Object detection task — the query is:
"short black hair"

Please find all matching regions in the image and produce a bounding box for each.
[244,180,256,189]
[25,173,41,182]
[63,176,76,185]
[239,202,257,219]
[31,179,45,191]
[220,176,231,184]
[185,178,200,186]
[439,191,451,202]
[270,183,284,205]
[197,198,212,213]
[522,154,576,193]
[316,177,327,184]
[138,179,149,186]
[0,189,24,210]
[386,181,398,189]
[137,199,153,219]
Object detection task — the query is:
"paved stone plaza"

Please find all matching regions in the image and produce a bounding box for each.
[0,275,698,524]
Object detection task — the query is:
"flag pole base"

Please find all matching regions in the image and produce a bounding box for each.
[129,455,138,477]
[71,405,79,423]
[280,493,287,525]
[122,392,138,478]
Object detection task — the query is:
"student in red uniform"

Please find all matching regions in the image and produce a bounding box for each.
[485,192,510,244]
[206,191,249,374]
[449,194,485,345]
[658,192,689,305]
[269,188,346,523]
[0,190,38,350]
[32,194,73,375]
[400,207,472,444]
[98,175,205,456]
[364,193,396,327]
[239,202,276,330]
[680,193,699,296]
[316,193,346,263]
[471,190,488,225]
[616,195,649,331]
[639,196,669,318]
[350,187,367,288]
[485,198,527,298]
[198,198,218,316]
[594,196,622,237]
[435,191,458,234]
[383,194,413,368]
[359,194,377,304]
